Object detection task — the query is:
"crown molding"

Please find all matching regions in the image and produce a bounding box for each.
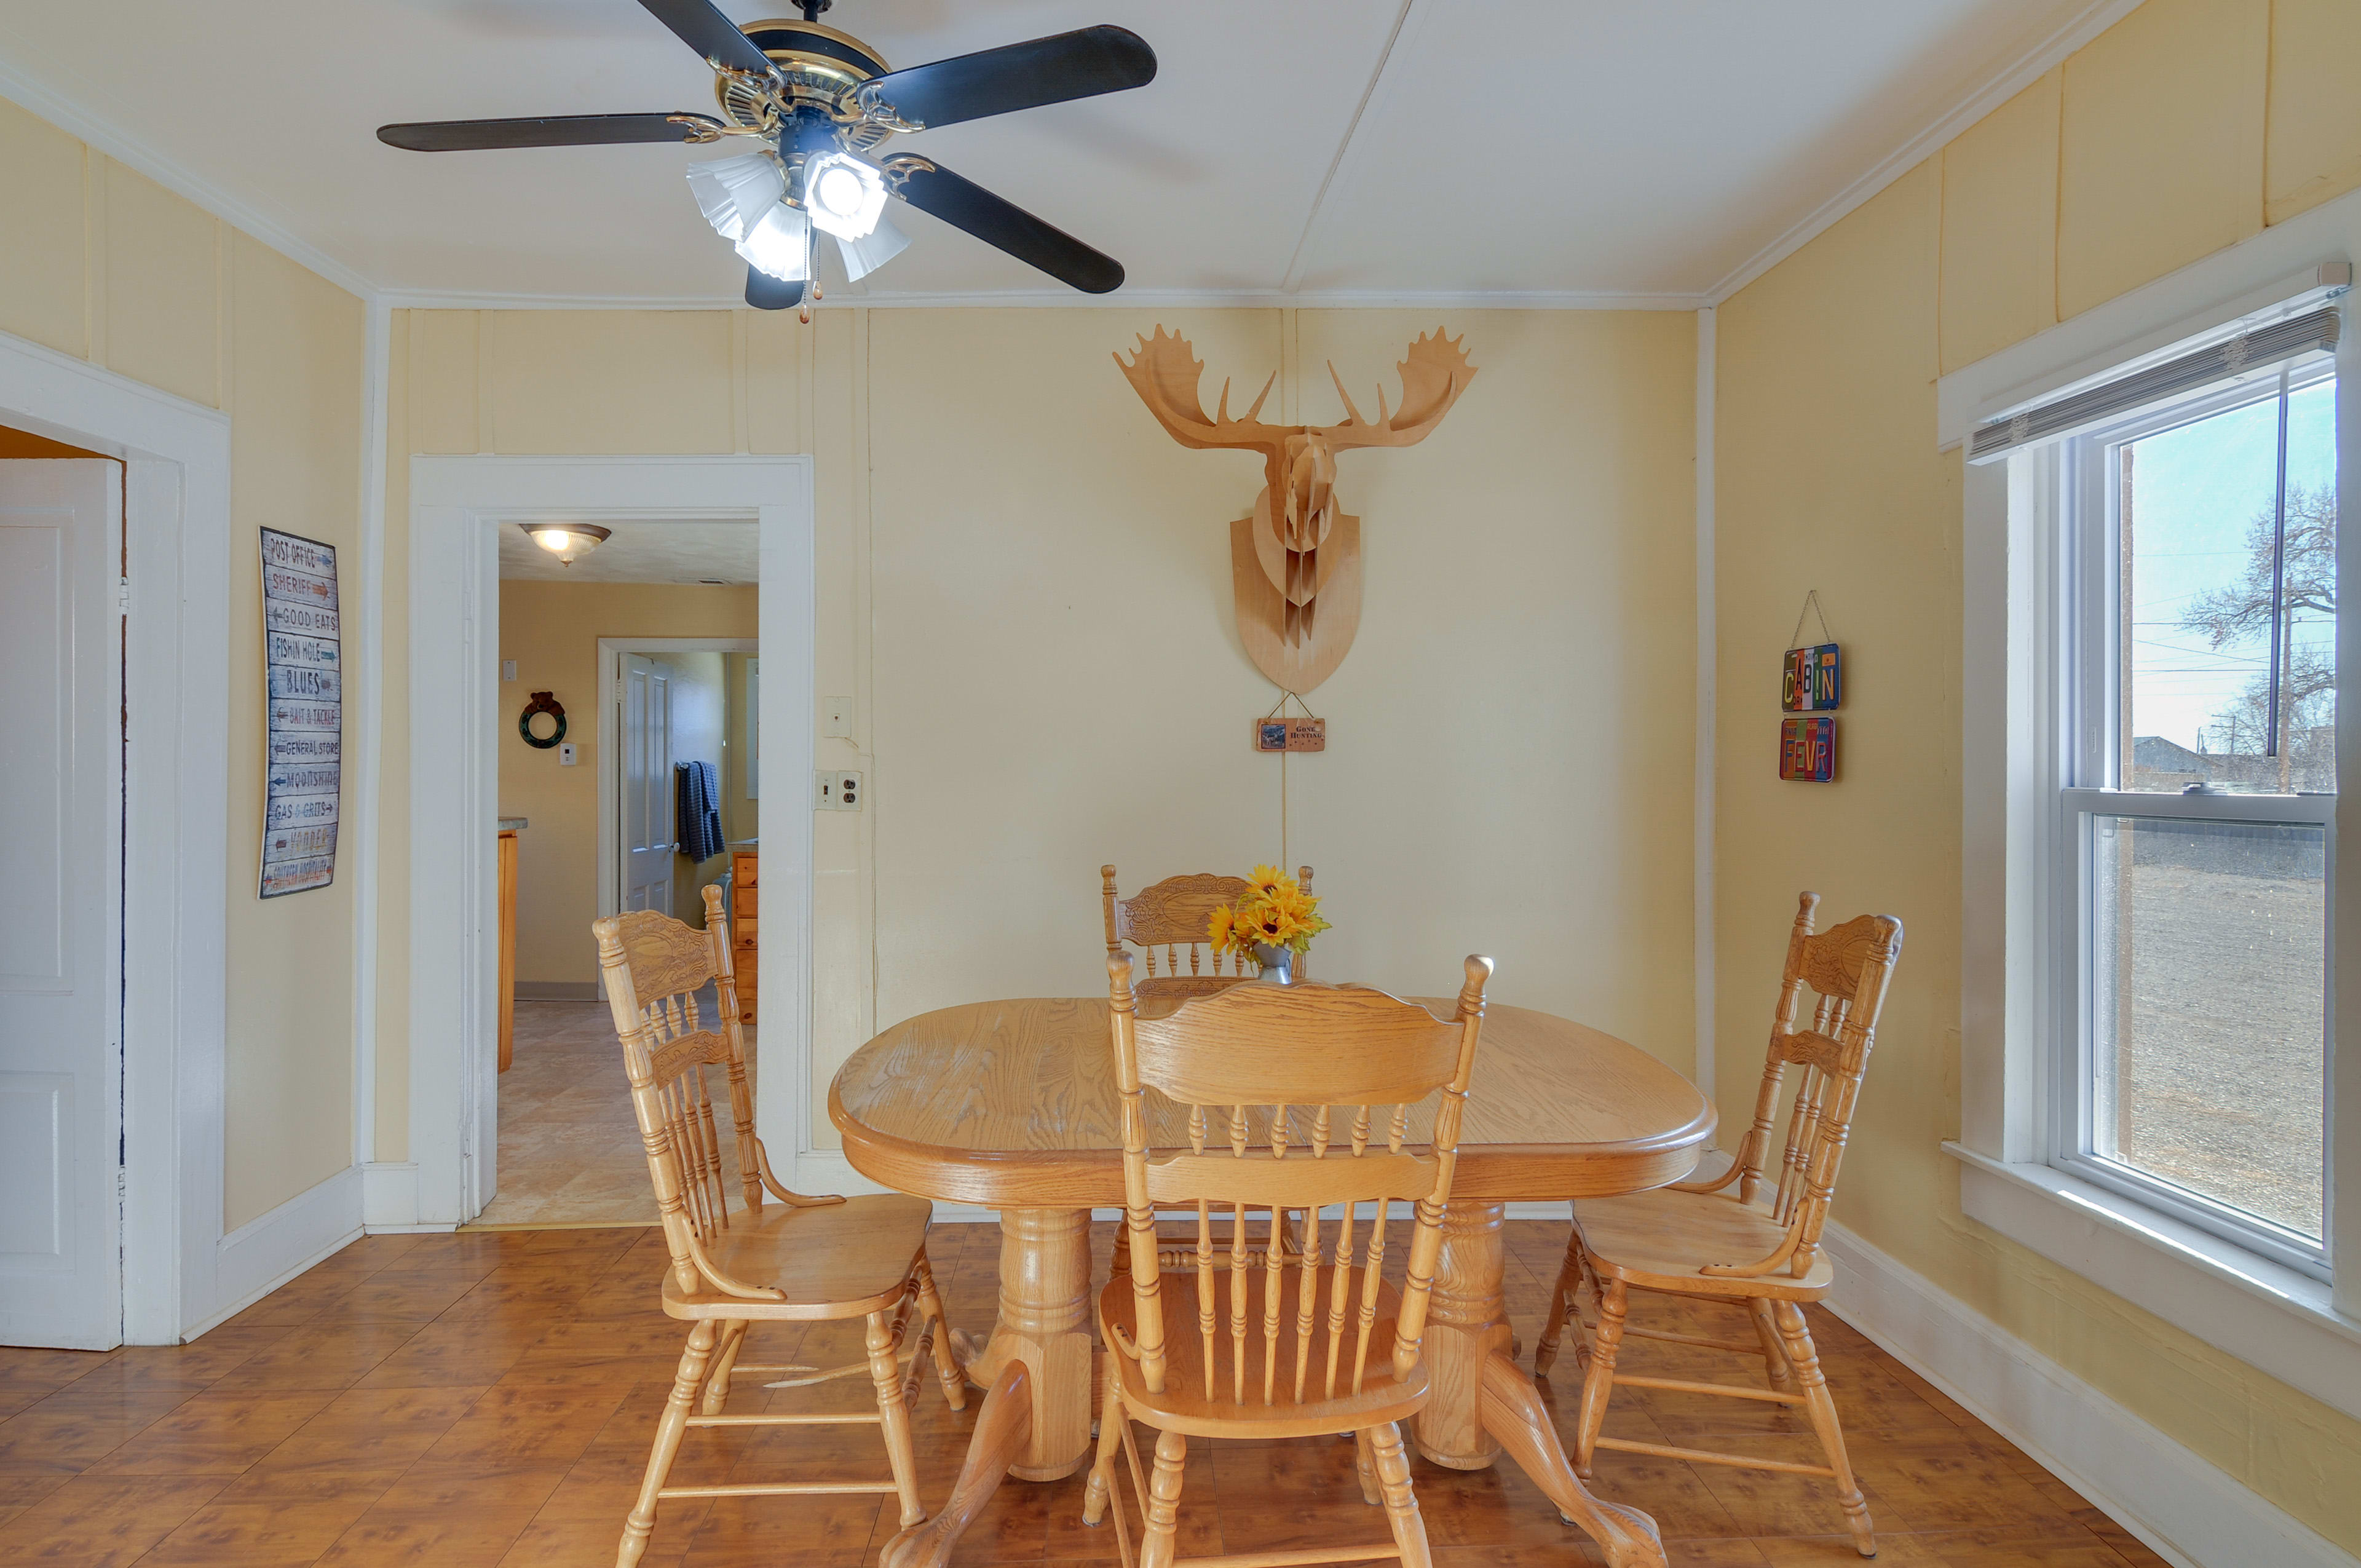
[1701,0,2143,306]
[0,39,382,303]
[376,285,1709,313]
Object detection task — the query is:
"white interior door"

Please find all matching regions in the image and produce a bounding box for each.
[0,459,123,1350]
[621,654,676,914]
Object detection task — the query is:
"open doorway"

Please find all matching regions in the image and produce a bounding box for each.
[472,521,758,1228]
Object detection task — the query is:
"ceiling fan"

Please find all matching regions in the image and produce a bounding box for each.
[378,0,1155,315]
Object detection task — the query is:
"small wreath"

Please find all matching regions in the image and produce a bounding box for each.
[519,691,568,749]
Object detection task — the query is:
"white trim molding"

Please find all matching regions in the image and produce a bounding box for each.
[1947,1145,2361,1422]
[1822,1219,2353,1568]
[0,327,233,1345]
[194,1166,363,1340]
[406,456,815,1228]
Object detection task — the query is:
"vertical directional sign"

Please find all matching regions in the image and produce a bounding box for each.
[259,528,342,897]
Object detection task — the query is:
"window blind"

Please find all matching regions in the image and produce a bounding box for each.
[1968,305,2340,464]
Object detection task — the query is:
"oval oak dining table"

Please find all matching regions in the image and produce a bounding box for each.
[832,994,1716,1568]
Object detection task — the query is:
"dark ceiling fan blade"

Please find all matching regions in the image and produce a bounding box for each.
[745,267,805,311]
[893,162,1123,294]
[860,25,1155,130]
[636,0,778,79]
[377,114,724,151]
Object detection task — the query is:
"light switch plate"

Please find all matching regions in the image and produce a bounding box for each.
[558,742,577,766]
[814,770,864,810]
[501,659,518,682]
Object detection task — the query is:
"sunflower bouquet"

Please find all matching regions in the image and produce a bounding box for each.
[1208,864,1331,972]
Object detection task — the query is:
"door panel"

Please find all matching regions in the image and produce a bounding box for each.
[622,655,675,916]
[0,459,122,1349]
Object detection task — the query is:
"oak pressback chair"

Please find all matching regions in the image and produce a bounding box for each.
[1101,863,1314,997]
[1082,953,1493,1568]
[595,887,967,1568]
[1533,892,1902,1558]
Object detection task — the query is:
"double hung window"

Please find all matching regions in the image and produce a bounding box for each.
[2041,347,2338,1274]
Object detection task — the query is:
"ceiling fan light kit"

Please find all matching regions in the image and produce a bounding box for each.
[377,0,1157,314]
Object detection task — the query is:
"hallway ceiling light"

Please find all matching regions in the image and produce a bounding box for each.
[521,523,612,566]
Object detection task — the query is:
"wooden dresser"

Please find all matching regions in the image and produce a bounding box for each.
[730,849,758,1023]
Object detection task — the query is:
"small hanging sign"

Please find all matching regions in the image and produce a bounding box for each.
[1254,716,1326,752]
[1780,715,1836,782]
[1782,644,1841,711]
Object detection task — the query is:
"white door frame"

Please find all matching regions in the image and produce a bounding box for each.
[596,637,758,936]
[407,456,813,1226]
[0,328,232,1344]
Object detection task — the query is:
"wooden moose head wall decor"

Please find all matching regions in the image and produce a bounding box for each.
[1115,326,1476,694]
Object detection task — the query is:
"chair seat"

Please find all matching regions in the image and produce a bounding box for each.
[1098,1267,1428,1439]
[1575,1187,1833,1301]
[662,1192,932,1320]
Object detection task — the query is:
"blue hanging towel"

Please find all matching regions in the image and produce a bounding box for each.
[674,760,727,861]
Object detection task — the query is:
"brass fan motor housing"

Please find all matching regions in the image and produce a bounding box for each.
[718,18,900,152]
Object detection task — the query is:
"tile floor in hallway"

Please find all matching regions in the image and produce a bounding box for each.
[0,1219,2168,1567]
[473,999,749,1229]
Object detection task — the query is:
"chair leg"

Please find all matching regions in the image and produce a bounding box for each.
[1365,1422,1432,1568]
[868,1308,926,1530]
[1773,1300,1874,1557]
[1137,1427,1190,1568]
[701,1318,751,1416]
[1353,1428,1382,1507]
[912,1253,968,1411]
[1571,1276,1627,1480]
[1083,1353,1126,1527]
[1747,1298,1795,1395]
[618,1318,718,1568]
[1534,1227,1584,1374]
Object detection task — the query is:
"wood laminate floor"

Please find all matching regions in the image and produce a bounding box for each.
[0,1221,2167,1567]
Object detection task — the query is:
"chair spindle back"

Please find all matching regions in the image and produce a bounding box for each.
[1716,892,1902,1278]
[1102,865,1315,996]
[1106,953,1491,1406]
[593,887,764,1299]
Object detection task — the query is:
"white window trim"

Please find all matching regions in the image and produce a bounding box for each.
[1950,181,2361,1418]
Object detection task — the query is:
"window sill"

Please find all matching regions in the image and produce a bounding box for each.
[1943,1142,2361,1420]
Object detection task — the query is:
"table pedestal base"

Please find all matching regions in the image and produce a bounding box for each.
[1413,1202,1511,1468]
[950,1208,1096,1482]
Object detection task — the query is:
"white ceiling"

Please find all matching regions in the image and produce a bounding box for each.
[497,519,756,582]
[0,0,2122,306]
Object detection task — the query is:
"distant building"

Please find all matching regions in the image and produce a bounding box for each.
[2130,735,2207,791]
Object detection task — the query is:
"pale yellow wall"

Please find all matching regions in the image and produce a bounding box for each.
[498,583,757,986]
[1715,1,2361,1548]
[2055,0,2268,320]
[0,97,367,1231]
[378,304,1698,1153]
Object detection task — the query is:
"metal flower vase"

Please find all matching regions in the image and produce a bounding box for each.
[1252,943,1295,984]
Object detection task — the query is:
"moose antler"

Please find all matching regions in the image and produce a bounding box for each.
[1318,329,1477,451]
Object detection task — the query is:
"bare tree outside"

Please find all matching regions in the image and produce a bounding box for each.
[2181,484,2336,793]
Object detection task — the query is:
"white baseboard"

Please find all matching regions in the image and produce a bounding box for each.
[362,1160,454,1232]
[1819,1219,2352,1568]
[191,1165,363,1340]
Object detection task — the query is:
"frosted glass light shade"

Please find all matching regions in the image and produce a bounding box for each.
[686,152,786,242]
[735,200,811,282]
[802,151,888,241]
[835,215,909,282]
